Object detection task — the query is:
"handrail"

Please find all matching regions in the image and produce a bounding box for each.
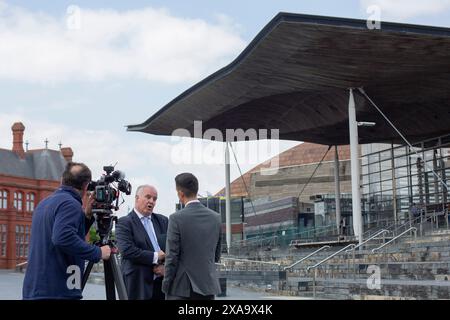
[234,224,337,247]
[371,227,417,253]
[288,224,342,245]
[306,243,356,271]
[362,219,395,237]
[391,214,422,234]
[221,257,281,266]
[15,261,28,272]
[283,245,331,271]
[346,229,390,253]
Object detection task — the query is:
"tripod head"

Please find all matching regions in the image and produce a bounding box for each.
[92,209,117,245]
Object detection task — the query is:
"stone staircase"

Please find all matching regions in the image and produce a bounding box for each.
[281,232,450,299]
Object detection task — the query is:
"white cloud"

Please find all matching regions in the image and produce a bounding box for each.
[361,0,450,20]
[0,2,246,84]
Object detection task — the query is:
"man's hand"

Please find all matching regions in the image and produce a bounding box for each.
[101,245,112,260]
[153,264,165,277]
[157,250,166,263]
[83,192,96,220]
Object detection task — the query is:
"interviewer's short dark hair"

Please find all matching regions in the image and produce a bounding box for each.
[62,162,92,190]
[175,173,198,198]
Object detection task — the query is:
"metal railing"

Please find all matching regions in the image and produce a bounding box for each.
[228,224,339,255]
[346,229,390,253]
[371,227,417,253]
[15,261,28,273]
[221,257,281,266]
[416,210,449,236]
[304,228,401,298]
[285,212,447,297]
[306,243,356,272]
[362,219,396,238]
[219,257,281,271]
[283,245,331,272]
[305,243,356,298]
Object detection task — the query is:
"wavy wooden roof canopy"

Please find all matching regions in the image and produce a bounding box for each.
[127,12,450,145]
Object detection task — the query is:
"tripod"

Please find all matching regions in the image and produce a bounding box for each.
[81,211,128,300]
[81,241,128,300]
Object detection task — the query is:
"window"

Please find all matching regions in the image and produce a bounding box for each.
[15,226,20,258]
[0,224,6,257]
[0,190,7,209]
[26,193,35,212]
[15,225,29,258]
[25,226,30,243]
[13,192,23,211]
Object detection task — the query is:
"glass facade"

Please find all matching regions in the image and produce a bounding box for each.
[312,193,354,235]
[361,134,450,228]
[176,196,245,242]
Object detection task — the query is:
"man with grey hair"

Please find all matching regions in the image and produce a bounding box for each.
[116,185,168,300]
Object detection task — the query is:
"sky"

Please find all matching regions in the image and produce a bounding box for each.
[1,0,450,217]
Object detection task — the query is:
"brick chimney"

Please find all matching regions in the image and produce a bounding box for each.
[11,122,25,159]
[61,147,74,162]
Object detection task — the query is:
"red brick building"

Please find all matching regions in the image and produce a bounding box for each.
[0,122,73,269]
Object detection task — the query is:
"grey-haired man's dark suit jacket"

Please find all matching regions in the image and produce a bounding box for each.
[115,210,168,300]
[162,202,222,298]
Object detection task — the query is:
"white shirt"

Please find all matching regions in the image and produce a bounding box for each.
[134,208,159,264]
[185,199,200,207]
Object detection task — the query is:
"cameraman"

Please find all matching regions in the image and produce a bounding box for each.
[23,162,111,300]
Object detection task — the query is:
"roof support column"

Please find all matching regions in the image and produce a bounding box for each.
[225,142,232,254]
[334,145,342,236]
[348,88,363,245]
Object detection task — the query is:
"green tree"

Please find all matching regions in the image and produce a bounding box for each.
[88,226,100,244]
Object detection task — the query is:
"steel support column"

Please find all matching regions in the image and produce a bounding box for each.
[348,89,363,245]
[225,142,232,254]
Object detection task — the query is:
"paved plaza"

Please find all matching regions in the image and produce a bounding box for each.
[0,270,306,300]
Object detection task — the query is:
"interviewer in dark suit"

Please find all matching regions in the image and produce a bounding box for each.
[116,185,168,300]
[162,173,222,300]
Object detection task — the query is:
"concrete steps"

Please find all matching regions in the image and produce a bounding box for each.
[223,232,450,299]
[282,234,450,299]
[285,276,450,300]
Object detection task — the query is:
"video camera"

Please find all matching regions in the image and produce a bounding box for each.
[88,166,132,209]
[87,166,132,243]
[82,165,132,300]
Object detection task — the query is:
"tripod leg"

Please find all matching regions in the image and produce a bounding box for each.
[110,254,129,300]
[103,259,117,300]
[82,261,95,291]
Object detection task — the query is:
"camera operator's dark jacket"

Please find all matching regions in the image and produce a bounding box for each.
[116,210,168,300]
[22,185,101,300]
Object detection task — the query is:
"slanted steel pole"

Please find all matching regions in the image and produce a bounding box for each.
[225,142,232,254]
[348,89,363,246]
[334,145,342,235]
